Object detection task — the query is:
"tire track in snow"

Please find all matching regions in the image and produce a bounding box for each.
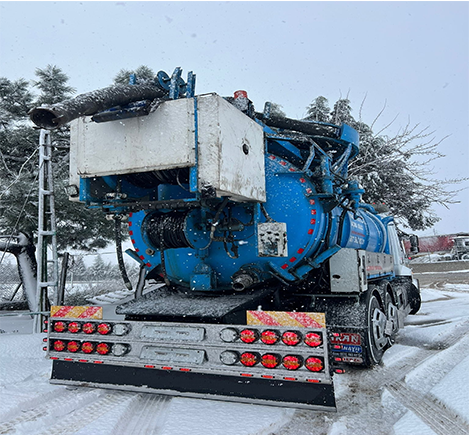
[386,381,469,435]
[112,394,171,435]
[0,388,102,434]
[38,391,133,435]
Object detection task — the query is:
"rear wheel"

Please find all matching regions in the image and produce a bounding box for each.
[363,291,387,367]
[385,290,399,347]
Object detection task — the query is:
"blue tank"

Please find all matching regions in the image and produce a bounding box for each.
[76,92,389,292]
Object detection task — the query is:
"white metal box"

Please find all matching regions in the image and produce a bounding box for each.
[69,93,265,202]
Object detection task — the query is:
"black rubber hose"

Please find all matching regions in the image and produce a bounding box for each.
[115,218,133,291]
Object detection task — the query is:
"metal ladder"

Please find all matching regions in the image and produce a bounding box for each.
[33,130,59,333]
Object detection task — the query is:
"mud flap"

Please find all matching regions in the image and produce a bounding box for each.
[51,360,336,411]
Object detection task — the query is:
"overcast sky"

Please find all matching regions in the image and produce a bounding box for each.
[0,1,468,236]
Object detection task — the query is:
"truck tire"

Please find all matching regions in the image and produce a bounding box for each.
[408,284,421,315]
[385,290,399,348]
[363,291,387,367]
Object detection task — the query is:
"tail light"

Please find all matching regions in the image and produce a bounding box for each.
[220,350,239,365]
[260,330,280,345]
[97,323,112,335]
[53,340,65,351]
[282,331,302,346]
[53,321,66,333]
[81,342,95,354]
[305,356,324,372]
[67,341,80,353]
[111,343,130,357]
[68,322,81,333]
[240,329,258,344]
[261,353,280,369]
[96,343,111,355]
[304,332,322,347]
[240,352,260,367]
[282,355,303,370]
[220,328,239,343]
[82,322,96,334]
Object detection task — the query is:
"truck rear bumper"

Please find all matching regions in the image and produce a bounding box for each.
[51,360,336,411]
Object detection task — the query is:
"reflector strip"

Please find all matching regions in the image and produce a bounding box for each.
[50,306,103,319]
[284,377,297,381]
[179,368,191,372]
[145,365,155,368]
[247,311,326,328]
[241,373,253,377]
[93,361,104,364]
[162,366,172,370]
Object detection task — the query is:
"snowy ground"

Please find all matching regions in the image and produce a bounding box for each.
[1,273,468,435]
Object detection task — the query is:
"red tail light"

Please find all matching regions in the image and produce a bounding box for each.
[82,322,96,334]
[240,329,258,344]
[282,331,302,346]
[53,321,66,333]
[68,322,81,333]
[260,330,280,345]
[53,340,65,351]
[305,357,324,372]
[67,341,80,353]
[97,323,112,335]
[304,332,322,347]
[282,355,303,370]
[81,342,95,354]
[96,343,110,355]
[240,352,260,367]
[261,353,280,369]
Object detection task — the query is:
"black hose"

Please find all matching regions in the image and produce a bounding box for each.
[115,218,133,291]
[29,83,168,129]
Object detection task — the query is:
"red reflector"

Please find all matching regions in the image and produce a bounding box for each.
[260,330,279,345]
[43,338,48,342]
[68,322,81,333]
[282,355,303,370]
[81,342,95,354]
[284,377,297,381]
[93,361,104,364]
[261,375,275,379]
[53,321,66,333]
[240,352,260,367]
[53,340,66,352]
[307,379,320,383]
[282,331,302,346]
[335,369,345,374]
[144,365,155,368]
[261,353,280,369]
[334,345,341,349]
[304,332,322,347]
[79,359,88,363]
[64,358,73,361]
[241,373,253,377]
[67,341,80,353]
[335,357,342,362]
[162,366,173,370]
[305,357,324,372]
[97,323,112,335]
[179,368,191,372]
[240,329,258,344]
[96,343,110,355]
[50,357,59,360]
[42,346,47,351]
[82,322,95,334]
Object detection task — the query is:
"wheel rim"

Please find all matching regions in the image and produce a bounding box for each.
[371,304,388,351]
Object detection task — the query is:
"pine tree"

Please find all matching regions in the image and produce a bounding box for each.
[0,66,117,251]
[113,65,156,85]
[304,96,330,122]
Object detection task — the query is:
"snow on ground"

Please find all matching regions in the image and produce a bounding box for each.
[1,279,469,434]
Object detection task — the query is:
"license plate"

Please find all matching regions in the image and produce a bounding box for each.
[330,332,361,345]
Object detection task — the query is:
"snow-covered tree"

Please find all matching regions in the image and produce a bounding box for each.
[304,96,330,122]
[0,66,117,251]
[303,95,463,230]
[113,65,156,85]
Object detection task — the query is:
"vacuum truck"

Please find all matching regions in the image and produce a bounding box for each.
[30,68,421,411]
